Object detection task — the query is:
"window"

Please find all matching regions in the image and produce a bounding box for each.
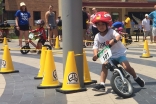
[112,12,119,22]
[6,11,16,20]
[33,11,41,24]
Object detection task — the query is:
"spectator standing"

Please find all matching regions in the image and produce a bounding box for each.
[90,8,99,37]
[142,14,153,43]
[15,2,31,48]
[45,5,58,48]
[57,16,62,41]
[131,19,135,34]
[0,20,11,42]
[148,5,156,43]
[124,14,132,42]
[82,7,89,48]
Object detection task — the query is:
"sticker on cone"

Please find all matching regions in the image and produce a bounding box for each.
[1,60,6,68]
[56,51,87,94]
[67,72,78,84]
[53,70,58,81]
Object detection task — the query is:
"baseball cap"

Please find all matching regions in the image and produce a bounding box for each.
[20,2,26,6]
[145,14,148,17]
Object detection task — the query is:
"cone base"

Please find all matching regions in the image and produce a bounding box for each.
[34,77,43,79]
[56,87,87,94]
[140,56,153,58]
[0,70,19,74]
[37,83,62,89]
[53,47,62,50]
[84,80,97,85]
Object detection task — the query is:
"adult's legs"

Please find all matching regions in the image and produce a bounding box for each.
[48,29,53,47]
[23,30,29,45]
[152,27,156,43]
[19,31,23,48]
[52,28,58,47]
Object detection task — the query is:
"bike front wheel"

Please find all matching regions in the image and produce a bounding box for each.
[111,73,133,98]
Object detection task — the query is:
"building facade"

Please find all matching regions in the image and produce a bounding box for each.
[3,0,58,26]
[1,0,156,26]
[82,0,155,24]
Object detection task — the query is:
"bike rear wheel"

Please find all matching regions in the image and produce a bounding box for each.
[111,73,133,98]
[20,46,30,54]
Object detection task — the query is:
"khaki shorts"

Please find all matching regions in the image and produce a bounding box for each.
[152,27,156,36]
[144,30,151,37]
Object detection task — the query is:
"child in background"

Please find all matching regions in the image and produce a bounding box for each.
[29,19,47,54]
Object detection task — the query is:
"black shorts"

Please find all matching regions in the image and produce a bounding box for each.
[126,28,131,34]
[58,30,62,35]
[19,25,29,31]
[38,38,46,45]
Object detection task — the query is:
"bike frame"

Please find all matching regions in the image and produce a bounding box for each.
[28,39,37,48]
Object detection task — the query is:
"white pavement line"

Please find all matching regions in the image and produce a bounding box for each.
[0,74,6,97]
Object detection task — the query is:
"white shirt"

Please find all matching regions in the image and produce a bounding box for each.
[142,18,151,31]
[93,29,126,58]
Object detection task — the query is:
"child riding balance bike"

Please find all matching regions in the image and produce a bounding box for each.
[20,19,51,54]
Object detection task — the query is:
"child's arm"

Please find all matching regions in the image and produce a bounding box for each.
[29,29,39,33]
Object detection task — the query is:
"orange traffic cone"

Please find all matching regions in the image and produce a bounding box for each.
[54,36,62,50]
[34,46,47,79]
[0,45,19,74]
[56,51,87,94]
[140,40,152,58]
[37,50,61,89]
[83,51,97,85]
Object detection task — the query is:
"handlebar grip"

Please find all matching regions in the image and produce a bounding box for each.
[108,44,112,48]
[92,55,99,61]
[92,57,96,61]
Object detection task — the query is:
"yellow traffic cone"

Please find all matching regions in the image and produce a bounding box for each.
[37,50,61,89]
[34,46,47,79]
[54,36,62,50]
[122,36,126,46]
[83,51,97,85]
[140,40,152,58]
[0,45,19,74]
[56,51,87,94]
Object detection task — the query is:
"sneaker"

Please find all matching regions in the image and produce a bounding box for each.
[134,77,145,87]
[92,84,105,91]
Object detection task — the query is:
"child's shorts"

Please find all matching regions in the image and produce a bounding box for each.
[110,56,127,64]
[38,38,46,45]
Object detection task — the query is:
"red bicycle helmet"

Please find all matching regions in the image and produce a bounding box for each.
[36,19,45,25]
[92,12,112,26]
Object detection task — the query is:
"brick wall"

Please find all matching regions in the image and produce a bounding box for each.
[86,0,121,1]
[5,0,58,27]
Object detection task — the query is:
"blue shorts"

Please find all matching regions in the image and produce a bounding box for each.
[110,56,127,64]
